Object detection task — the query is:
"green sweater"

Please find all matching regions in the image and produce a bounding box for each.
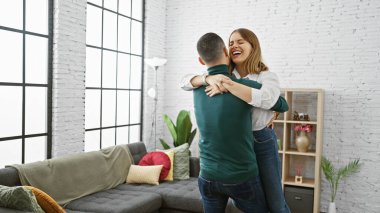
[193,64,287,183]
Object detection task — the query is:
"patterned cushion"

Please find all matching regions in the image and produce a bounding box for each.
[139,151,171,180]
[0,185,44,213]
[170,143,190,180]
[23,186,65,213]
[126,165,163,185]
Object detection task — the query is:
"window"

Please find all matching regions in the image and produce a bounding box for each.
[85,0,144,151]
[0,0,52,168]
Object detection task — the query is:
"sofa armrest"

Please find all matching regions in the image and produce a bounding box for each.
[189,157,200,177]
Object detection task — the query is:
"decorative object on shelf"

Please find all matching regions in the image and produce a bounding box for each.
[145,57,167,149]
[277,139,282,150]
[293,111,310,121]
[294,124,313,152]
[159,110,197,152]
[295,165,303,183]
[321,157,361,213]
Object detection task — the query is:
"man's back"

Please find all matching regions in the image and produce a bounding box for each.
[193,70,258,184]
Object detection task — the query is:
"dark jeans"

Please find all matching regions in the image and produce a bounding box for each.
[198,175,268,213]
[253,127,291,213]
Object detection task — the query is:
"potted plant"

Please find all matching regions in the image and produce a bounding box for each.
[159,110,197,151]
[321,156,361,213]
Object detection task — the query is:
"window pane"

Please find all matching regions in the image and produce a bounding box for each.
[86,47,101,87]
[0,0,23,30]
[119,0,131,17]
[129,125,140,143]
[85,89,101,129]
[103,10,117,50]
[88,0,102,6]
[129,91,141,124]
[101,128,115,148]
[26,0,48,35]
[0,140,22,168]
[104,0,117,12]
[86,5,102,47]
[130,55,142,89]
[117,53,130,88]
[117,90,129,125]
[131,0,143,21]
[25,35,48,84]
[0,86,22,138]
[25,87,47,135]
[102,90,116,127]
[0,30,23,83]
[102,50,117,88]
[116,126,129,145]
[25,136,46,163]
[118,16,131,53]
[130,20,142,55]
[85,130,100,152]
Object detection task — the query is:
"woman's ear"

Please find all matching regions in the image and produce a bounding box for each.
[198,57,205,65]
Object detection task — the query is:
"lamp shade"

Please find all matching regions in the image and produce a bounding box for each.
[145,57,167,68]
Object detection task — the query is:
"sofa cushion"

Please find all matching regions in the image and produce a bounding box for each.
[119,177,203,212]
[65,187,161,213]
[127,165,163,185]
[0,185,44,213]
[127,142,147,164]
[139,151,171,180]
[169,143,190,180]
[158,150,175,181]
[23,186,65,213]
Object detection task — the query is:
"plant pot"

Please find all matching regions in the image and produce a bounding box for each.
[295,132,310,152]
[328,202,336,213]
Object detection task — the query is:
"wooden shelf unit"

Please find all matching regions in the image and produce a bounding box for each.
[276,88,324,213]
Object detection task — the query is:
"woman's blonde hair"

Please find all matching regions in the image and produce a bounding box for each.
[228,28,268,74]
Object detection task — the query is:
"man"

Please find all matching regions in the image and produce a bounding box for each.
[193,32,287,213]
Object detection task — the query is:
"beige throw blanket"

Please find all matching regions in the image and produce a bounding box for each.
[9,145,133,206]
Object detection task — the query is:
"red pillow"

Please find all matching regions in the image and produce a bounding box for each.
[138,151,171,181]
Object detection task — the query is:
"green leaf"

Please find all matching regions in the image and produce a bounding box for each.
[337,159,361,179]
[163,114,177,143]
[176,110,192,147]
[188,129,197,147]
[321,156,361,202]
[159,138,171,150]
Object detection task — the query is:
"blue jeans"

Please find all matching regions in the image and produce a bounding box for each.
[198,175,268,213]
[253,127,291,213]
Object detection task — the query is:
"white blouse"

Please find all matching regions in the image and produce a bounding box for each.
[180,69,281,131]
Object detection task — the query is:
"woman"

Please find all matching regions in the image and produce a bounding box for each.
[181,28,291,213]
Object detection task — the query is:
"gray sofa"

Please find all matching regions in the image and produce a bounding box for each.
[0,142,239,213]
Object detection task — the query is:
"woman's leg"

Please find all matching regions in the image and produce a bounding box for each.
[253,127,291,213]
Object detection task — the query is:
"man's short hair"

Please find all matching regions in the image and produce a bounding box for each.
[197,33,225,63]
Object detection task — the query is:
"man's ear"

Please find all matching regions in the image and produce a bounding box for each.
[223,47,229,57]
[198,57,205,65]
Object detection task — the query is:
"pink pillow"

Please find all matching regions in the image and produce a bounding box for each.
[139,151,171,181]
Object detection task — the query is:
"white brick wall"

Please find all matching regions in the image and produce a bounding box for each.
[50,0,379,211]
[143,0,167,152]
[52,0,86,156]
[159,0,380,212]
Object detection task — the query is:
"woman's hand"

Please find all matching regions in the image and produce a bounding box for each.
[204,74,231,97]
[267,112,280,129]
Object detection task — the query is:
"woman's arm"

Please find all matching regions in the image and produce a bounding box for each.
[206,72,288,112]
[180,73,230,92]
[248,71,281,109]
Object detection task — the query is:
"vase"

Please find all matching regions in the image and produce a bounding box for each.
[295,132,310,152]
[328,202,336,213]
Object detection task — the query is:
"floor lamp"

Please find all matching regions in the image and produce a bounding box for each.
[144,57,167,149]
